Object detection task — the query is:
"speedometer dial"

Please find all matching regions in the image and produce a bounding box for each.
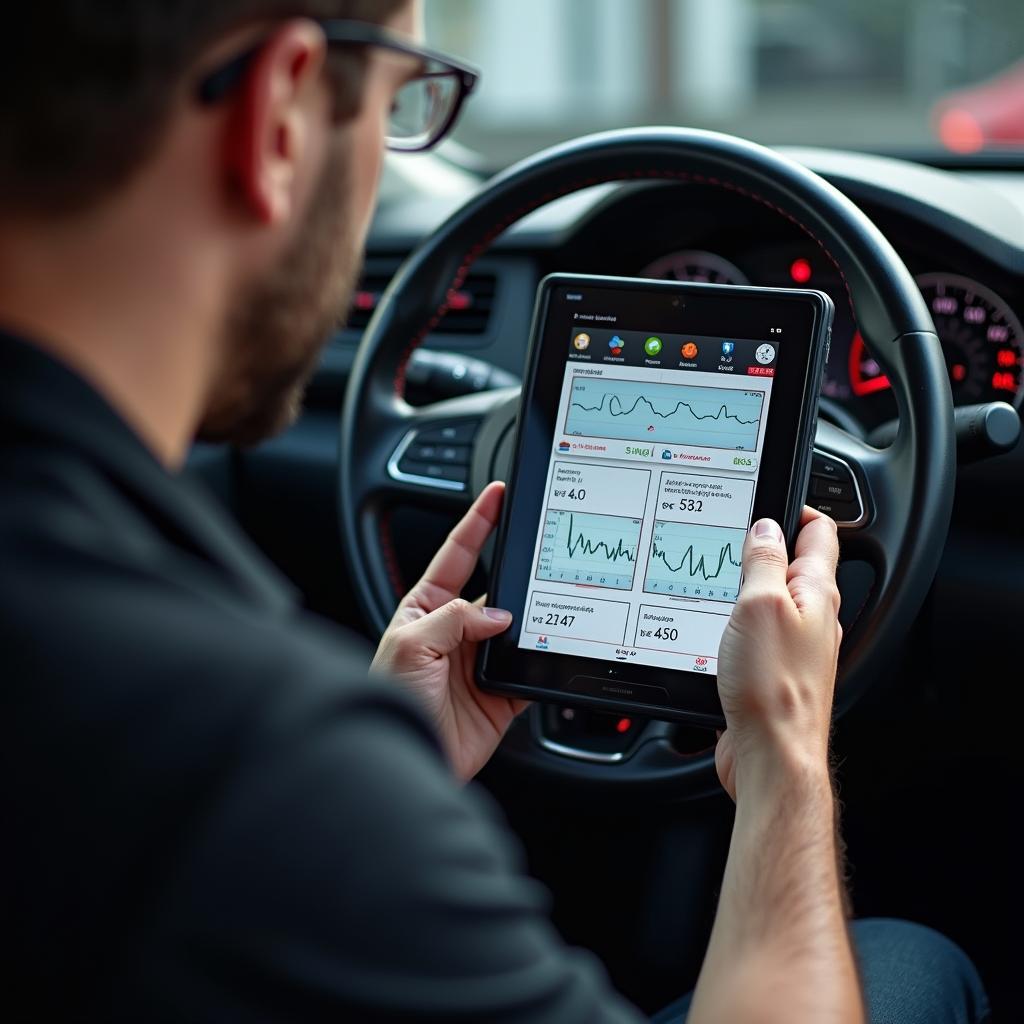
[641,250,749,286]
[916,273,1023,408]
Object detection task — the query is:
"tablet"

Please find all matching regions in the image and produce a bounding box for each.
[478,274,833,725]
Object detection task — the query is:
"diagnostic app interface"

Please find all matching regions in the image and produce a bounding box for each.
[517,321,779,675]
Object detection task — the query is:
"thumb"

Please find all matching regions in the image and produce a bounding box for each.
[404,599,513,657]
[740,518,789,595]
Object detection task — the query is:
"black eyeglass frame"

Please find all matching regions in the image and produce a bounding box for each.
[197,19,480,152]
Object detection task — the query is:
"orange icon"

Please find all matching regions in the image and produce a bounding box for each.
[681,342,699,359]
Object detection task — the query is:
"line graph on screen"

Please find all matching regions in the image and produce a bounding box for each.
[565,377,763,450]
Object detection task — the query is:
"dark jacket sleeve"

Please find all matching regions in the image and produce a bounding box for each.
[116,687,644,1024]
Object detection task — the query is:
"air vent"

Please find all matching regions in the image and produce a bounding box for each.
[347,270,394,331]
[435,273,497,335]
[346,271,497,336]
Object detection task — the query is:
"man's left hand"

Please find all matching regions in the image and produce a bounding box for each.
[371,482,528,780]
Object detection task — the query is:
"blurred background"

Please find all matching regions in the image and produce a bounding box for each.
[425,0,1024,164]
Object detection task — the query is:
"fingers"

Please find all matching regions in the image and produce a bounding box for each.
[739,518,789,596]
[787,506,841,616]
[407,482,505,612]
[403,599,513,658]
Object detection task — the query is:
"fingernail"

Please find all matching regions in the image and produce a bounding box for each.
[754,519,783,542]
[482,607,512,622]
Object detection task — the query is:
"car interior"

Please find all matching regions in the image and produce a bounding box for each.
[189,2,1024,1016]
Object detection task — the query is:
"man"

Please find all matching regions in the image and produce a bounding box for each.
[0,2,989,1021]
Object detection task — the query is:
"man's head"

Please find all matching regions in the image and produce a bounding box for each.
[0,1,418,448]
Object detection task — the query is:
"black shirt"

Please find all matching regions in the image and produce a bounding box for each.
[0,330,642,1023]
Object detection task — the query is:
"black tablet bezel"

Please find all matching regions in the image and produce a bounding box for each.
[478,273,833,726]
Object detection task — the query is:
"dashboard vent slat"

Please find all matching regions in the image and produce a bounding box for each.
[346,271,497,336]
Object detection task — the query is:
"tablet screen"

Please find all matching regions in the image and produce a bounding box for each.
[515,306,781,677]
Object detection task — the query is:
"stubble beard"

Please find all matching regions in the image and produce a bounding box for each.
[197,141,359,446]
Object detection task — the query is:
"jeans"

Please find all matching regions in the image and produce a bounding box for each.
[649,918,990,1024]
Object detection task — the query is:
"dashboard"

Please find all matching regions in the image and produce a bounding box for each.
[511,166,1024,436]
[639,250,1022,428]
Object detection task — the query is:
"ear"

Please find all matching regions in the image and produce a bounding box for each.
[224,20,328,225]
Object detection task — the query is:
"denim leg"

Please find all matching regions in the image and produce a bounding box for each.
[649,917,989,1024]
[850,918,990,1024]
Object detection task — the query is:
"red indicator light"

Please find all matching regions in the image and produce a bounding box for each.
[997,349,1018,368]
[992,371,1016,392]
[615,717,632,734]
[447,289,472,311]
[938,108,985,154]
[789,258,812,284]
[848,332,892,396]
[353,290,376,311]
[951,364,967,382]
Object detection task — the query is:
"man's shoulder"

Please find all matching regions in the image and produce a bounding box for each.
[0,442,428,759]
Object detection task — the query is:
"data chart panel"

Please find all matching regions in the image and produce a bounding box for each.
[535,509,642,591]
[643,521,745,602]
[565,376,764,451]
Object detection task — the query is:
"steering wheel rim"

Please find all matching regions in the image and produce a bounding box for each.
[339,127,954,796]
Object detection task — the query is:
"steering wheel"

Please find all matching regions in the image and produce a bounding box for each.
[339,128,954,797]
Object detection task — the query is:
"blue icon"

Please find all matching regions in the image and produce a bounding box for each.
[608,335,623,355]
[721,341,735,356]
[661,449,673,460]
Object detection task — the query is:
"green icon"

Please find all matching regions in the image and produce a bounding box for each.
[644,336,663,356]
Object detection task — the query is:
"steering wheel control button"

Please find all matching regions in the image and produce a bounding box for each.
[811,452,845,478]
[811,476,855,503]
[397,460,468,484]
[409,443,470,465]
[808,448,866,527]
[417,422,479,444]
[388,427,477,491]
[811,497,861,522]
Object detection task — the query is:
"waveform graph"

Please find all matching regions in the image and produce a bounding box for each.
[536,509,642,591]
[643,521,746,602]
[565,376,764,451]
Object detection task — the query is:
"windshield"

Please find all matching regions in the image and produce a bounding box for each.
[426,0,1024,164]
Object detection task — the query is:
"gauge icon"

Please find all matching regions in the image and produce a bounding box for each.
[756,343,777,365]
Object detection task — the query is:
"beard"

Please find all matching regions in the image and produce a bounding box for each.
[197,140,360,446]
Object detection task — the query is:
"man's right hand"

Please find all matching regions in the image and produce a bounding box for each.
[714,507,842,801]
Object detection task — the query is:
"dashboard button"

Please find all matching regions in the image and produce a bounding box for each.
[811,476,855,502]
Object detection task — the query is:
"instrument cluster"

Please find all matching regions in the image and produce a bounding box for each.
[640,247,1023,429]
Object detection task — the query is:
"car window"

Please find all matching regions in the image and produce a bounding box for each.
[426,0,1024,163]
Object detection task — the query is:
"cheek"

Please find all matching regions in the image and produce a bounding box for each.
[346,100,387,239]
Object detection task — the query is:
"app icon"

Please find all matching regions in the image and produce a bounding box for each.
[681,341,698,359]
[755,343,777,365]
[721,341,735,357]
[608,335,624,356]
[644,336,663,356]
[661,449,673,460]
[573,332,591,351]
[558,440,571,453]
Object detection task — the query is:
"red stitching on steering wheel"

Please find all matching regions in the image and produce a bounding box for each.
[393,168,857,395]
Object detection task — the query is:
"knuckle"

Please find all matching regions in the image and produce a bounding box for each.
[744,544,788,571]
[390,630,418,660]
[445,597,471,618]
[737,586,790,619]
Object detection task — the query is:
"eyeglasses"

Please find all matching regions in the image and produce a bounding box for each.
[198,20,480,153]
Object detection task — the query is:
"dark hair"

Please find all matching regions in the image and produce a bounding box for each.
[0,1,406,216]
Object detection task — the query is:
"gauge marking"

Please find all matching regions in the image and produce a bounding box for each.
[641,250,749,286]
